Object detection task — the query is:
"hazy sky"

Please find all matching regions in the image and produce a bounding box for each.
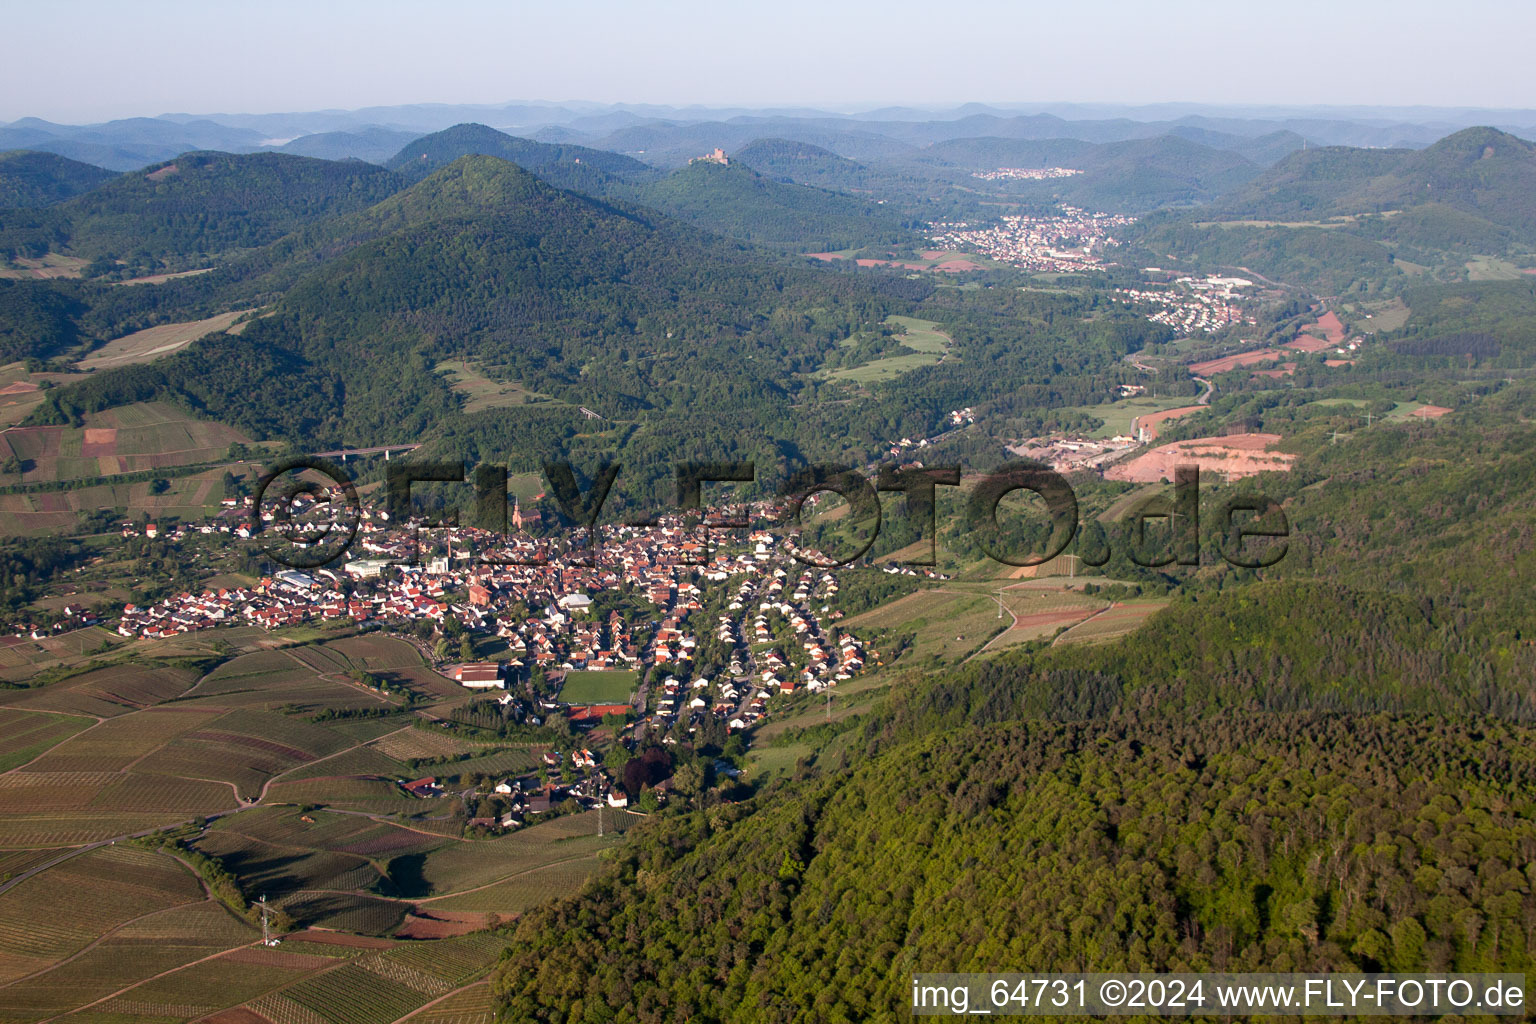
[4,0,1532,123]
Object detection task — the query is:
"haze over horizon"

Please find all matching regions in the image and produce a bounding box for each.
[4,0,1533,124]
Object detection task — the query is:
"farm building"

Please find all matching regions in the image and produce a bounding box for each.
[456,663,505,689]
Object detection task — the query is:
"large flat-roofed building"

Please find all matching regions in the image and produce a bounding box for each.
[457,663,505,689]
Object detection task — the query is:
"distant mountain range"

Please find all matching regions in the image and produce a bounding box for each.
[4,101,1535,172]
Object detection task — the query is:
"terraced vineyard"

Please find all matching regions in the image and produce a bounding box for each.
[249,935,505,1024]
[0,846,203,984]
[0,709,92,772]
[415,822,622,896]
[1052,597,1171,646]
[427,854,608,913]
[0,664,200,716]
[0,901,253,1022]
[409,982,496,1024]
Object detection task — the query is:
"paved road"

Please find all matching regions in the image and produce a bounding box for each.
[309,444,423,459]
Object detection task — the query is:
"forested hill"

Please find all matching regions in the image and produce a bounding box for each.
[491,385,1536,1021]
[0,150,118,208]
[385,122,656,193]
[1198,127,1536,241]
[733,138,906,193]
[0,150,404,260]
[496,713,1536,1021]
[29,154,908,456]
[631,158,918,250]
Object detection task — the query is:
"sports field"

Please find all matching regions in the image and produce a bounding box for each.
[560,669,637,705]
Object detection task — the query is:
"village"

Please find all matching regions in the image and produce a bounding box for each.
[926,206,1137,272]
[114,499,873,733]
[1111,273,1259,334]
[971,166,1083,181]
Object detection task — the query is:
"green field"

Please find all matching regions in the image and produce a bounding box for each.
[1465,255,1527,281]
[844,587,1007,662]
[559,670,636,705]
[427,854,607,913]
[436,360,557,413]
[0,468,237,538]
[0,401,250,486]
[1306,397,1371,409]
[412,812,638,901]
[977,586,1109,653]
[1053,393,1204,439]
[825,315,952,383]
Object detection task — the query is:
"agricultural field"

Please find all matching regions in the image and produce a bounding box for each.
[844,587,1007,662]
[275,743,411,783]
[824,315,952,383]
[128,707,357,798]
[409,981,496,1024]
[324,635,427,672]
[426,854,607,914]
[412,747,542,780]
[745,740,814,781]
[194,828,386,900]
[372,726,488,762]
[245,935,505,1024]
[1464,255,1528,281]
[974,585,1109,654]
[0,401,251,485]
[1053,598,1171,646]
[0,709,93,771]
[0,254,89,280]
[0,899,255,1022]
[559,669,637,705]
[0,660,201,718]
[0,372,47,428]
[1353,295,1411,331]
[0,845,204,985]
[76,310,257,371]
[412,814,630,897]
[186,649,400,712]
[0,467,236,537]
[110,266,217,286]
[69,942,345,1023]
[211,807,444,862]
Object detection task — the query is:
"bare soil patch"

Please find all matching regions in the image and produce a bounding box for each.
[1189,348,1288,375]
[1134,405,1203,441]
[1105,433,1296,483]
